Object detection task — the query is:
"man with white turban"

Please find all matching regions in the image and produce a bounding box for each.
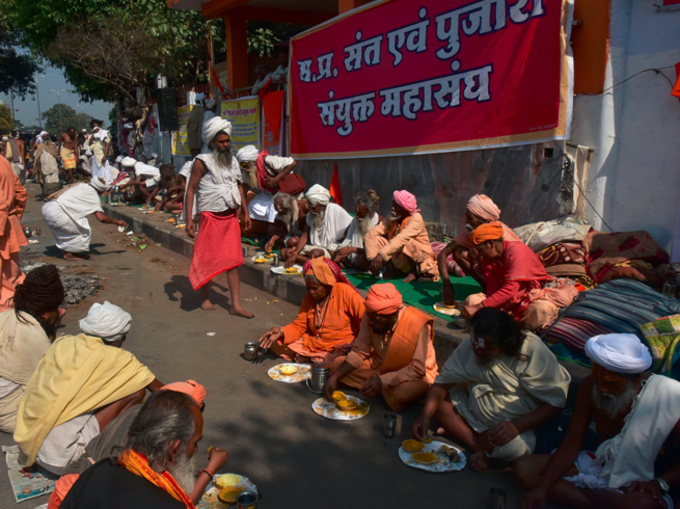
[42,178,127,261]
[364,190,439,282]
[187,93,206,157]
[438,194,522,302]
[184,117,253,317]
[516,333,680,509]
[235,144,302,243]
[281,184,352,267]
[14,300,163,475]
[200,98,217,154]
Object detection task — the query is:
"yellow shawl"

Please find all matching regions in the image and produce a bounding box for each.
[14,334,155,466]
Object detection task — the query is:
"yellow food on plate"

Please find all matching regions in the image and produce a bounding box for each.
[215,473,241,488]
[423,437,433,444]
[337,400,357,411]
[279,365,298,376]
[254,258,266,263]
[176,224,186,228]
[285,267,299,273]
[168,218,176,223]
[218,487,244,503]
[412,452,437,464]
[402,439,425,453]
[332,391,347,402]
[264,253,275,259]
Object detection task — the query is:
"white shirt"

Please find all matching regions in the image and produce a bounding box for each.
[195,153,242,214]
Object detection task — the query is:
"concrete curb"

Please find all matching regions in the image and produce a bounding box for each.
[102,204,468,360]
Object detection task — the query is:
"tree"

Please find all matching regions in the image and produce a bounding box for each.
[0,104,12,133]
[0,12,41,99]
[2,0,221,103]
[43,103,78,134]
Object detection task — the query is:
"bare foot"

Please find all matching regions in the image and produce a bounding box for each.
[230,305,254,319]
[470,451,489,471]
[436,427,448,436]
[201,299,216,311]
[64,252,89,261]
[402,273,417,283]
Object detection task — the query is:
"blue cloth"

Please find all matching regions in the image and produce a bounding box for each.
[564,279,680,338]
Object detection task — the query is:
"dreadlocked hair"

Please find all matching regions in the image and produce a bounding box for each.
[469,307,527,360]
[12,265,64,322]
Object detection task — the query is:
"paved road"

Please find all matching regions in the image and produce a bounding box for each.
[0,183,564,508]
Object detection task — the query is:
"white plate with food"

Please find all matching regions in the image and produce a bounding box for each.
[267,363,311,383]
[433,301,463,316]
[398,439,466,473]
[199,473,257,509]
[271,265,303,275]
[251,251,275,264]
[311,395,370,421]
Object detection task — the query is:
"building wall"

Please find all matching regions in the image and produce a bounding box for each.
[296,144,565,239]
[570,0,680,252]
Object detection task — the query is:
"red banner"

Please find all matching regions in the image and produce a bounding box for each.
[289,0,573,159]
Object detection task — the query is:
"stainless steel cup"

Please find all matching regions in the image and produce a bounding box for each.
[310,363,330,392]
[243,342,259,361]
[383,413,397,438]
[273,254,280,267]
[663,278,678,298]
[242,246,249,258]
[488,487,506,509]
[236,490,258,509]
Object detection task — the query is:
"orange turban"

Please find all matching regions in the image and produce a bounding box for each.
[469,221,504,245]
[304,257,337,286]
[365,283,403,315]
[161,380,207,406]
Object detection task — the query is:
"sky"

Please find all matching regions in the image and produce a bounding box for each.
[0,62,114,130]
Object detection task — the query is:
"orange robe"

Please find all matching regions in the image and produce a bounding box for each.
[0,156,27,310]
[364,212,438,279]
[332,306,439,411]
[272,282,364,363]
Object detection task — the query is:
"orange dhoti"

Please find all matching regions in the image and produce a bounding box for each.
[0,157,27,310]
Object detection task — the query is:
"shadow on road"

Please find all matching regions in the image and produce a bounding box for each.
[163,274,232,312]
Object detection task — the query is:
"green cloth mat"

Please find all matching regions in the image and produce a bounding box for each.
[344,272,481,323]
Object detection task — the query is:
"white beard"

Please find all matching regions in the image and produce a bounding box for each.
[356,214,374,235]
[244,168,258,189]
[592,382,638,417]
[168,453,197,495]
[309,209,325,229]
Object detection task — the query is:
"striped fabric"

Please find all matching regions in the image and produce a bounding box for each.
[561,279,680,338]
[545,317,615,353]
[431,241,465,277]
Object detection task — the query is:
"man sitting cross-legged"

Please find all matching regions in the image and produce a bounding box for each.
[0,265,65,433]
[324,283,438,412]
[364,190,438,282]
[14,301,163,475]
[281,184,353,266]
[333,190,381,269]
[411,307,570,471]
[60,390,212,509]
[515,333,680,509]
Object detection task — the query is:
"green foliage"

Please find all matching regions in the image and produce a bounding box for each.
[0,12,41,98]
[0,104,12,133]
[247,28,276,57]
[2,0,221,103]
[42,103,94,133]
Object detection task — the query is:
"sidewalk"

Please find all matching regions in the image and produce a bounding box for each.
[101,203,591,381]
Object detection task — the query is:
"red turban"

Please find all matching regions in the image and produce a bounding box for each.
[469,221,504,245]
[161,380,207,406]
[393,190,419,215]
[365,283,403,315]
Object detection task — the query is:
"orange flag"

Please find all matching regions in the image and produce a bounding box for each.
[672,62,680,101]
[330,163,342,206]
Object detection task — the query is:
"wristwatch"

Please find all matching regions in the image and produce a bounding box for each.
[655,478,670,493]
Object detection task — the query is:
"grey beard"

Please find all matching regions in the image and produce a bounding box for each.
[213,147,233,167]
[465,223,474,232]
[356,213,375,235]
[279,209,294,226]
[309,209,325,229]
[244,168,259,189]
[167,452,196,495]
[388,211,400,221]
[592,382,638,417]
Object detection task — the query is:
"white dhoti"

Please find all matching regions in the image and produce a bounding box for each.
[90,157,112,182]
[42,201,92,253]
[35,413,100,475]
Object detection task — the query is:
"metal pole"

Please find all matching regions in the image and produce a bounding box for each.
[36,78,42,129]
[9,90,15,124]
[57,92,62,133]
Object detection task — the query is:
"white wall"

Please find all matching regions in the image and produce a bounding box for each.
[570,0,680,255]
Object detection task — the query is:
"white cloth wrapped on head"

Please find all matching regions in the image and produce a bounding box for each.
[202,117,232,145]
[236,145,259,163]
[134,162,161,188]
[93,129,110,142]
[306,184,331,206]
[121,157,137,168]
[79,301,132,343]
[585,333,653,374]
[114,156,123,164]
[89,177,111,193]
